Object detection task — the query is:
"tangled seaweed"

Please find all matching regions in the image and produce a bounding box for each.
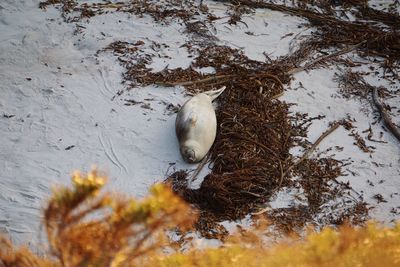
[39,0,400,239]
[157,44,368,237]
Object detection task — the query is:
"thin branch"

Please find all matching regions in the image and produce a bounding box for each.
[288,41,366,75]
[155,75,231,87]
[251,207,271,215]
[283,123,340,177]
[255,73,285,89]
[277,160,284,188]
[372,87,400,142]
[233,133,281,160]
[271,92,284,100]
[97,3,125,8]
[155,41,363,90]
[190,153,210,182]
[240,190,263,198]
[156,72,285,90]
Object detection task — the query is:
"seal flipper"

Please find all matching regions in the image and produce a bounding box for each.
[203,86,226,101]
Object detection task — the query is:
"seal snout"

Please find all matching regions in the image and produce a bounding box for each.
[181,146,197,163]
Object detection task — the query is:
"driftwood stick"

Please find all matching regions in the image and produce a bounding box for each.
[277,160,284,188]
[283,123,340,177]
[271,92,284,100]
[264,73,285,89]
[155,75,231,87]
[156,42,363,89]
[288,41,366,75]
[251,207,271,215]
[241,190,263,198]
[190,153,210,182]
[253,73,285,89]
[157,73,284,89]
[98,3,125,8]
[372,87,400,142]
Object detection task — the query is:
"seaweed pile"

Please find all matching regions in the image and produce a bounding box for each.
[98,40,370,237]
[160,45,368,238]
[39,0,214,39]
[228,0,400,77]
[39,0,400,238]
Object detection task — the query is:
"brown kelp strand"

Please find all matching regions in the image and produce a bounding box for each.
[37,0,399,238]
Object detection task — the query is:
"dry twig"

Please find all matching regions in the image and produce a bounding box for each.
[288,41,366,75]
[155,75,231,87]
[283,123,340,178]
[190,153,210,182]
[372,87,400,142]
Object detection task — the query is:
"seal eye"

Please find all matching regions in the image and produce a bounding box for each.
[182,147,196,163]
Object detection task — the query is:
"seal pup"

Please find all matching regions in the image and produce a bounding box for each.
[176,86,226,163]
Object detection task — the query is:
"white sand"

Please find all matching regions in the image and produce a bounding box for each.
[0,0,398,245]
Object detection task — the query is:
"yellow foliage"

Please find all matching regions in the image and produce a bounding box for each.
[1,170,400,267]
[147,222,400,267]
[0,235,56,267]
[44,169,194,267]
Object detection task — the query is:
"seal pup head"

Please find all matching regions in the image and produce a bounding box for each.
[180,140,203,163]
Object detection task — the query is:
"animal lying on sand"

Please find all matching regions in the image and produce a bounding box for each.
[175,86,226,163]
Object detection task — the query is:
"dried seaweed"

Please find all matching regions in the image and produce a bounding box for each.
[97,17,370,239]
[372,87,400,142]
[226,0,400,63]
[155,44,367,238]
[39,0,213,37]
[336,71,400,142]
[39,0,392,239]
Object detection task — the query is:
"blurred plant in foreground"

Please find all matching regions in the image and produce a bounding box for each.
[150,222,400,267]
[1,169,195,267]
[1,170,400,267]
